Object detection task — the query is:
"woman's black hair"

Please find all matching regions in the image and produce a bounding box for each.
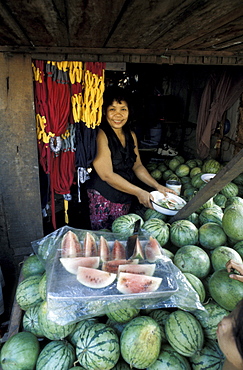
[102,86,134,128]
[233,298,243,360]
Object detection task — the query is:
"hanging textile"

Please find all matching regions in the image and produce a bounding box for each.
[196,69,243,159]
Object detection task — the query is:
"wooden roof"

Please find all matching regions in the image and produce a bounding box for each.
[0,0,243,65]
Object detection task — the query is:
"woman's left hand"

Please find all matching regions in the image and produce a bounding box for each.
[156,184,177,196]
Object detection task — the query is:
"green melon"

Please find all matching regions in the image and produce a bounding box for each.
[190,166,202,178]
[0,332,40,370]
[38,301,75,340]
[181,176,191,184]
[106,318,128,337]
[186,159,198,169]
[211,246,242,271]
[120,316,161,369]
[233,240,243,258]
[209,269,243,310]
[220,182,238,198]
[222,204,243,241]
[162,169,173,181]
[165,310,204,357]
[150,169,162,181]
[157,163,167,172]
[38,272,47,300]
[202,159,222,173]
[147,343,191,369]
[105,300,140,323]
[68,317,99,346]
[22,302,44,337]
[225,196,243,208]
[173,155,185,164]
[213,193,227,208]
[22,255,45,278]
[196,196,215,213]
[199,207,223,226]
[170,220,198,248]
[143,218,170,247]
[191,173,205,188]
[36,340,75,370]
[143,208,167,222]
[148,309,170,344]
[168,158,181,171]
[198,222,227,250]
[16,274,43,311]
[186,212,199,227]
[233,172,243,186]
[111,213,144,238]
[190,339,225,369]
[193,300,230,340]
[175,164,190,177]
[111,359,131,369]
[183,272,206,303]
[173,245,210,278]
[146,163,157,171]
[76,323,120,370]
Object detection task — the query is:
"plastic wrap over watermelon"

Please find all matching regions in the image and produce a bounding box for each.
[31,226,205,325]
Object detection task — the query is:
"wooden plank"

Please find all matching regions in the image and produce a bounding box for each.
[170,148,243,222]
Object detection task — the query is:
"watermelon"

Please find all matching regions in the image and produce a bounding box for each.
[105,300,140,323]
[150,169,162,180]
[147,343,191,369]
[111,213,144,237]
[38,301,75,340]
[130,238,145,260]
[0,332,40,370]
[168,158,181,171]
[22,302,44,337]
[190,167,202,178]
[191,173,205,188]
[165,310,204,357]
[198,222,227,250]
[233,172,243,186]
[144,236,164,262]
[111,359,131,369]
[173,155,185,164]
[181,176,191,184]
[148,309,170,344]
[143,208,167,221]
[225,196,243,208]
[170,220,198,248]
[22,254,45,278]
[209,269,243,310]
[117,272,162,294]
[157,163,168,172]
[202,159,222,173]
[106,318,128,337]
[173,245,210,278]
[77,266,116,288]
[120,316,161,369]
[211,246,242,271]
[16,274,43,310]
[118,263,155,276]
[220,182,238,198]
[193,300,230,340]
[102,259,139,274]
[233,240,243,258]
[163,169,173,181]
[175,164,190,177]
[98,235,110,262]
[222,204,243,240]
[83,231,98,257]
[60,256,100,274]
[143,218,170,247]
[112,240,126,260]
[213,193,227,208]
[36,340,75,370]
[190,339,225,369]
[38,272,47,300]
[186,212,199,227]
[68,317,98,346]
[76,323,120,370]
[61,230,82,257]
[146,162,157,171]
[183,272,206,303]
[199,207,223,226]
[196,196,215,213]
[185,159,198,169]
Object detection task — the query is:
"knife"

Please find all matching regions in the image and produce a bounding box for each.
[126,219,141,259]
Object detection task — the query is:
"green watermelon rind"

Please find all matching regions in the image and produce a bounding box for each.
[36,340,75,370]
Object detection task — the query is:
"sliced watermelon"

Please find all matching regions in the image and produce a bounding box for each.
[61,230,82,258]
[130,238,144,260]
[83,232,97,257]
[145,236,163,262]
[98,236,110,262]
[77,267,117,289]
[117,272,162,294]
[112,240,126,260]
[118,263,156,276]
[60,256,100,274]
[102,259,139,274]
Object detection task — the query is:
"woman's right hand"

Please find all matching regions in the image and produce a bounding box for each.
[226,259,243,282]
[137,189,154,209]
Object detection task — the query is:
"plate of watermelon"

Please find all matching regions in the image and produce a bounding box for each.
[150,191,186,215]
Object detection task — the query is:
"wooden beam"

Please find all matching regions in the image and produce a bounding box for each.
[170,148,243,222]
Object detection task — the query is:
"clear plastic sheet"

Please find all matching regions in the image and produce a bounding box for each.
[31,226,205,325]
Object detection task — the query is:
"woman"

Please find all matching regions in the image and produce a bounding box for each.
[217,298,243,369]
[86,87,175,230]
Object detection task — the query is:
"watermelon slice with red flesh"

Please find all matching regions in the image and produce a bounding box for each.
[130,238,144,260]
[112,240,126,260]
[145,236,163,263]
[98,236,110,262]
[117,272,162,294]
[60,256,100,275]
[77,266,117,289]
[118,263,156,276]
[83,232,97,257]
[61,230,82,258]
[102,259,139,274]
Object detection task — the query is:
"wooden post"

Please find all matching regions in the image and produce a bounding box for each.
[170,148,243,222]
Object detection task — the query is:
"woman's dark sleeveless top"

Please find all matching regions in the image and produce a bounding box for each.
[87,122,137,204]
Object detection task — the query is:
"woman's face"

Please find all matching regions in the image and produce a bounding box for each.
[106,100,129,130]
[217,306,243,369]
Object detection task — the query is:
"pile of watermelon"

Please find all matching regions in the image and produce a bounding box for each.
[2,156,243,369]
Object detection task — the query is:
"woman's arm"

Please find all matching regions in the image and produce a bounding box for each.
[93,129,154,208]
